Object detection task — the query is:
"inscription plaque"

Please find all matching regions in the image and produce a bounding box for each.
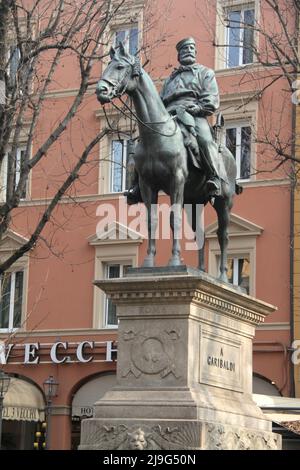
[199,329,242,392]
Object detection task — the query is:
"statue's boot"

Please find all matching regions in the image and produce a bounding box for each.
[124,184,143,205]
[207,176,221,196]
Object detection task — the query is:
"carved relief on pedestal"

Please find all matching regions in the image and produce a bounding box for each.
[81,421,201,450]
[205,423,280,450]
[121,329,181,379]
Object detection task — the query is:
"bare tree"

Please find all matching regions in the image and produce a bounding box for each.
[0,0,150,274]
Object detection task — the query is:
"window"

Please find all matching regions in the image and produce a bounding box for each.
[105,263,131,327]
[14,147,27,198]
[0,271,24,331]
[225,124,251,180]
[7,46,21,85]
[206,213,263,297]
[110,139,130,193]
[114,26,138,55]
[226,7,254,67]
[226,256,250,294]
[89,222,143,329]
[1,147,28,201]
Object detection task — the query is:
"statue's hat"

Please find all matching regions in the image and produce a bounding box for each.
[176,37,196,51]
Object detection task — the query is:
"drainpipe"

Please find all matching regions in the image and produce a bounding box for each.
[289,5,300,398]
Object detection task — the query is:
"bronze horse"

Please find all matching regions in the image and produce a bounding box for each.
[96,43,239,281]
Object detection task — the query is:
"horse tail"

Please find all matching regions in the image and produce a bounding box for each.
[235,183,243,195]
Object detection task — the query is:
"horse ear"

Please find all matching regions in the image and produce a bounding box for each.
[110,46,116,59]
[118,41,126,56]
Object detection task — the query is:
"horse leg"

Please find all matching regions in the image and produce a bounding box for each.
[198,237,205,272]
[214,197,231,282]
[140,182,158,268]
[186,203,205,271]
[168,181,184,266]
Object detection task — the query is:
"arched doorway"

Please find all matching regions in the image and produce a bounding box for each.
[71,372,116,449]
[2,375,45,450]
[253,373,281,396]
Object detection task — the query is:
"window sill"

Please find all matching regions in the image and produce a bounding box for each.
[0,328,20,334]
[215,62,260,77]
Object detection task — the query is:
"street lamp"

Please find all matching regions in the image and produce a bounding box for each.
[43,375,59,450]
[0,371,11,451]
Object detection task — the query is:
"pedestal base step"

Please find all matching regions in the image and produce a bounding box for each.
[79,418,281,450]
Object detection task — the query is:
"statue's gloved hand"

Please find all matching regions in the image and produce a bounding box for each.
[186,104,203,116]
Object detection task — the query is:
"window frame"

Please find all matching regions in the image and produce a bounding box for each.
[88,222,143,330]
[0,269,25,333]
[113,25,139,55]
[109,138,129,194]
[218,92,259,184]
[104,263,132,328]
[206,214,263,297]
[225,7,255,68]
[223,255,250,293]
[224,122,252,181]
[215,0,259,72]
[1,145,30,202]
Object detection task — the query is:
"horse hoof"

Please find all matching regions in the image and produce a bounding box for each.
[142,256,155,268]
[168,255,182,267]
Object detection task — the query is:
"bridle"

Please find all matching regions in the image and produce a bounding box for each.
[100,56,178,137]
[101,56,142,100]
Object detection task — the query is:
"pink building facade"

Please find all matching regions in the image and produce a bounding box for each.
[0,0,294,449]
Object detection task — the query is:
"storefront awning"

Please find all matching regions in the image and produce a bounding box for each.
[2,378,45,422]
[253,393,300,437]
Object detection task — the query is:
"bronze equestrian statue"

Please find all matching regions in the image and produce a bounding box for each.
[96,38,241,282]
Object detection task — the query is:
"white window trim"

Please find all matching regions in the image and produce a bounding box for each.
[1,145,31,202]
[206,214,264,297]
[113,25,139,55]
[210,244,255,296]
[221,255,250,292]
[110,138,129,194]
[224,122,252,181]
[219,92,258,182]
[215,0,260,71]
[102,2,143,66]
[104,263,131,328]
[0,231,29,333]
[225,7,254,68]
[88,222,144,329]
[97,107,138,195]
[0,270,24,332]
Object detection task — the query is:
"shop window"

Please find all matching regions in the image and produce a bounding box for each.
[114,26,139,55]
[225,124,252,180]
[0,271,24,331]
[110,139,131,193]
[105,263,131,327]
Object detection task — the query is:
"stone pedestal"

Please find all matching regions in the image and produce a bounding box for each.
[80,267,281,450]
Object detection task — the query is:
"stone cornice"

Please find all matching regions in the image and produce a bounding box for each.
[94,272,276,326]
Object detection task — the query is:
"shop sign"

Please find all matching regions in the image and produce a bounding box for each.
[0,340,117,365]
[2,406,42,421]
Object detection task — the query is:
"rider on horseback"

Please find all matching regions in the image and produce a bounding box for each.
[125,37,227,204]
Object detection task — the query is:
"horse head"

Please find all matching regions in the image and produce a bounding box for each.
[96,42,141,104]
